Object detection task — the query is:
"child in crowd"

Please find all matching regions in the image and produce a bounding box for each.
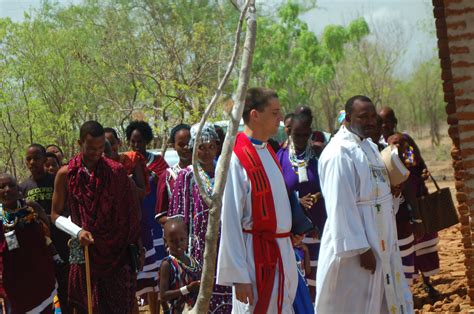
[160,216,201,314]
[46,144,65,166]
[292,233,314,314]
[44,152,61,175]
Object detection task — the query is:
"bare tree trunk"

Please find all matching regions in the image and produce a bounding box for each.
[190,1,256,312]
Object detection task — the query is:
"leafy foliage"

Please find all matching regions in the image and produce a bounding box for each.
[0,0,444,178]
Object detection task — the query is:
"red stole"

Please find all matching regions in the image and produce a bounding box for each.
[233,132,289,314]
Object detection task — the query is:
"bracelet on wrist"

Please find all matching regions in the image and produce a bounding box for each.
[180,285,190,295]
[410,218,423,224]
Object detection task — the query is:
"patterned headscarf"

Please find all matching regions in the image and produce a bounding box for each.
[188,122,220,148]
[337,110,346,124]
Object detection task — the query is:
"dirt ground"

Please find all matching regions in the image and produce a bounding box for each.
[412,131,472,313]
[143,131,473,313]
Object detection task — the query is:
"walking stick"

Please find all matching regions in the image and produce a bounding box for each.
[84,245,93,314]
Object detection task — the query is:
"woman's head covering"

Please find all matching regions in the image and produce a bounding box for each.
[337,110,346,124]
[189,122,220,148]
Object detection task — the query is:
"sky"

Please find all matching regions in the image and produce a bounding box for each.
[0,0,438,76]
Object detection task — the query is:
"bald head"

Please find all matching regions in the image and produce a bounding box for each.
[164,216,186,233]
[379,106,398,141]
[379,107,397,121]
[164,216,188,256]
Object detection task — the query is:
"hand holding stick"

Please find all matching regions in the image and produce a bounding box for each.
[84,245,93,314]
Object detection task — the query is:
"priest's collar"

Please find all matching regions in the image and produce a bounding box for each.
[247,135,267,148]
[340,125,364,144]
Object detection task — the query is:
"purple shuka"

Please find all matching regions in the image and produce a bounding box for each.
[277,146,327,300]
[168,166,232,314]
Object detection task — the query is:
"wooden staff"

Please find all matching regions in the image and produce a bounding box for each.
[84,245,93,314]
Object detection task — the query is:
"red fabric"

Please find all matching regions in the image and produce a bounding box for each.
[1,221,55,313]
[120,151,151,194]
[233,133,287,314]
[312,131,325,143]
[0,222,6,298]
[67,155,140,278]
[146,153,168,177]
[68,263,136,313]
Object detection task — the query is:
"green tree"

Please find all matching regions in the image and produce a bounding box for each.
[251,1,369,131]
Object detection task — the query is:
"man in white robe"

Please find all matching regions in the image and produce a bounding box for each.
[315,95,413,314]
[217,87,297,313]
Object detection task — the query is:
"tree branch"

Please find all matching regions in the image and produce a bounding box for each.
[190,1,256,312]
[191,0,250,207]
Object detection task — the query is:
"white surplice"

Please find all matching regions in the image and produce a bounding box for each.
[315,126,413,314]
[217,143,298,314]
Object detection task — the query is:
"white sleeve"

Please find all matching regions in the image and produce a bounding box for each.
[216,153,252,286]
[319,151,370,258]
[55,216,82,238]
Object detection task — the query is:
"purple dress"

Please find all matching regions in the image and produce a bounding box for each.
[168,166,232,313]
[277,147,327,300]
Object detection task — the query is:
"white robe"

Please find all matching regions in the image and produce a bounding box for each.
[315,126,413,314]
[217,143,298,314]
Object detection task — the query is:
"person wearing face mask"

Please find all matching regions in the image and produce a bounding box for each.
[315,96,413,314]
[51,121,141,313]
[168,123,233,313]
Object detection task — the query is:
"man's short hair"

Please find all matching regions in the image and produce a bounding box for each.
[104,127,119,141]
[80,121,105,141]
[46,144,64,156]
[243,88,278,124]
[344,95,373,116]
[28,143,46,156]
[45,152,60,165]
[292,112,312,128]
[294,106,313,118]
[379,106,398,124]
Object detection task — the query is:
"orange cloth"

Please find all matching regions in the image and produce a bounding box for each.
[120,152,150,195]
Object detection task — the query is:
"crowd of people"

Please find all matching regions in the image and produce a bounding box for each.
[0,87,441,313]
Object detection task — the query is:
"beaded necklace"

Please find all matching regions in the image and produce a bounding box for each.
[197,164,214,197]
[0,201,37,231]
[169,254,201,274]
[288,138,316,183]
